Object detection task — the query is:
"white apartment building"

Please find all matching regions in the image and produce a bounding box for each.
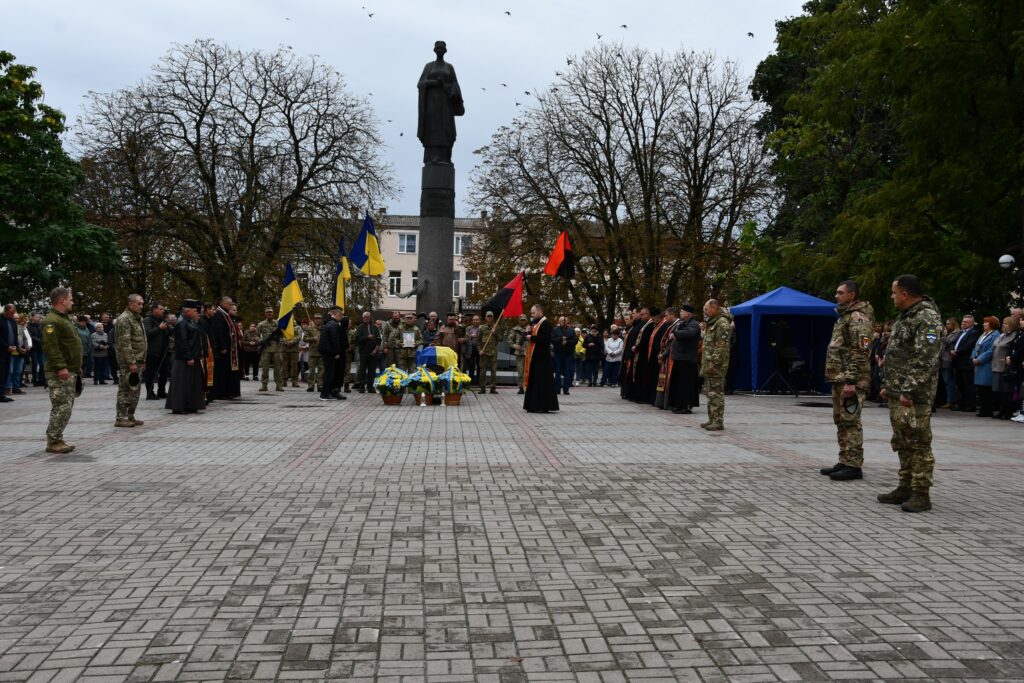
[376,214,485,314]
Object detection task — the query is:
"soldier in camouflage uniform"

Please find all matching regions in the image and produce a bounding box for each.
[114,293,148,428]
[821,280,875,481]
[507,314,529,394]
[281,323,301,388]
[41,287,82,454]
[699,300,733,431]
[256,307,285,392]
[305,314,323,393]
[390,313,423,372]
[345,322,357,392]
[477,311,501,394]
[878,274,943,513]
[384,311,403,367]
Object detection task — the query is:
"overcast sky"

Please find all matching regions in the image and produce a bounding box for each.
[6,0,805,216]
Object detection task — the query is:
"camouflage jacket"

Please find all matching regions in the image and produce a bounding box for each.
[825,300,874,388]
[305,323,321,357]
[42,308,82,374]
[884,297,942,405]
[114,308,147,366]
[506,325,528,357]
[384,321,403,349]
[389,322,423,353]
[700,310,733,378]
[256,319,281,351]
[478,322,501,357]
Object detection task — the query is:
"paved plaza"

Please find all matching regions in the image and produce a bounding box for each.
[1,383,1023,682]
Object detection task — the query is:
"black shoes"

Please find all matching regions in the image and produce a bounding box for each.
[517,388,524,394]
[830,466,863,481]
[820,462,844,475]
[672,407,692,414]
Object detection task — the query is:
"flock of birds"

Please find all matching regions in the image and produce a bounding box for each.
[279,6,756,140]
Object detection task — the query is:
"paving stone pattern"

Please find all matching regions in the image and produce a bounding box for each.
[1,383,1023,682]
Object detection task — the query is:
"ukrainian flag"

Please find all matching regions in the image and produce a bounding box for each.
[349,212,385,276]
[335,234,351,309]
[277,261,304,340]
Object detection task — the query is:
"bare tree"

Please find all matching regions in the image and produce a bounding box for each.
[467,44,773,323]
[76,40,395,314]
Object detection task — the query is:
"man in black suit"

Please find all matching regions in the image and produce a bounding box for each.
[318,307,349,401]
[950,314,980,411]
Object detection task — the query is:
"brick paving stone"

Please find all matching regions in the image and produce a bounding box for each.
[1,384,1024,681]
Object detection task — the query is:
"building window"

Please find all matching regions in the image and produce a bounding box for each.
[398,233,417,254]
[454,234,473,256]
[452,271,461,298]
[411,271,418,291]
[465,272,478,299]
[388,270,402,296]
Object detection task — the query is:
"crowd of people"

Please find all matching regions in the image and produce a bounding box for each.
[3,277,1022,513]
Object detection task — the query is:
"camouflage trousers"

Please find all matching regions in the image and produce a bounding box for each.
[479,354,497,389]
[116,366,141,419]
[282,351,299,385]
[705,374,726,427]
[259,348,283,387]
[832,385,865,468]
[307,354,323,389]
[516,356,525,389]
[397,352,417,373]
[45,373,76,444]
[889,403,935,492]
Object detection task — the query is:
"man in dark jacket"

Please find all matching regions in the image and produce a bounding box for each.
[550,317,577,395]
[142,302,170,399]
[318,307,349,400]
[354,311,383,392]
[950,314,980,412]
[27,312,45,387]
[668,304,701,413]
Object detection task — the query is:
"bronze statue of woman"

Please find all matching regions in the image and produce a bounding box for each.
[417,41,464,165]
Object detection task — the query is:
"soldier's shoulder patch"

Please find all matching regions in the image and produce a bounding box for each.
[924,326,940,344]
[860,335,871,350]
[44,323,55,334]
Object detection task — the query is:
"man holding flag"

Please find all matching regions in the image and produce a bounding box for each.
[274,262,305,393]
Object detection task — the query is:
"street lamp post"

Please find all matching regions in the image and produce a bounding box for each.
[998,254,1024,306]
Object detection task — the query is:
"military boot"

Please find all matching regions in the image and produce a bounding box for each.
[259,384,268,392]
[131,417,145,426]
[45,441,75,454]
[114,417,135,428]
[877,486,911,505]
[901,492,931,513]
[820,463,845,476]
[702,423,724,431]
[275,385,285,392]
[830,466,862,481]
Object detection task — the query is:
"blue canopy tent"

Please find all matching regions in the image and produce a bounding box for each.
[731,287,838,394]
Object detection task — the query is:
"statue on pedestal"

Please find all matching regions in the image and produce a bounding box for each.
[417,41,464,165]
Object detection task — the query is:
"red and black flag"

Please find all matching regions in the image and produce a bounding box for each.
[480,271,525,319]
[543,230,574,278]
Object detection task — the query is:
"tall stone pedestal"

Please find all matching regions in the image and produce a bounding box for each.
[418,162,456,316]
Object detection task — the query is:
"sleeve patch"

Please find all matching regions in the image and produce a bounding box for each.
[860,335,871,350]
[924,326,940,344]
[44,324,55,334]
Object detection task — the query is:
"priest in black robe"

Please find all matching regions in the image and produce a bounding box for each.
[642,310,671,404]
[619,310,641,399]
[626,308,656,402]
[166,300,206,414]
[523,304,559,413]
[210,297,241,399]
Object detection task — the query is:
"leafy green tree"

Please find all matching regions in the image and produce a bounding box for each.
[0,51,117,305]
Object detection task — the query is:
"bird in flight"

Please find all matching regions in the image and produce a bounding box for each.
[596,32,603,39]
[386,119,392,123]
[515,101,521,107]
[501,83,507,87]
[524,91,530,95]
[566,58,573,65]
[285,17,291,21]
[620,24,628,29]
[504,10,511,15]
[399,132,404,137]
[747,32,754,37]
[481,87,487,92]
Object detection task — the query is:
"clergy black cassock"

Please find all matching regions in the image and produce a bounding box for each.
[642,318,671,404]
[210,307,241,399]
[619,319,641,399]
[626,318,656,402]
[523,317,559,413]
[166,317,206,413]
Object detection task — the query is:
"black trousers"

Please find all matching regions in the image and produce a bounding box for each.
[956,368,977,409]
[670,360,698,409]
[321,355,341,397]
[144,355,167,396]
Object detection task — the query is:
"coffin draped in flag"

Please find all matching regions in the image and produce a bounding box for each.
[543,230,574,278]
[480,271,525,319]
[416,346,459,369]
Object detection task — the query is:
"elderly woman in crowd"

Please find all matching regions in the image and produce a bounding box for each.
[991,317,1019,419]
[971,315,999,417]
[90,323,110,384]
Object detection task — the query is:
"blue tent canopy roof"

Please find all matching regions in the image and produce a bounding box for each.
[732,286,837,317]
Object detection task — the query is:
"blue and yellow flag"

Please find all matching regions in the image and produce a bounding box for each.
[335,234,351,309]
[277,261,304,340]
[348,212,385,276]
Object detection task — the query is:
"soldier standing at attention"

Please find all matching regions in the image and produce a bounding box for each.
[507,314,529,394]
[821,280,875,481]
[699,299,732,431]
[394,313,423,372]
[114,293,148,428]
[385,311,402,367]
[281,321,301,388]
[41,287,82,454]
[256,307,284,392]
[305,313,323,393]
[477,311,501,394]
[878,274,943,513]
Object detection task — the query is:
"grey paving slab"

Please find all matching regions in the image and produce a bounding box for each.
[0,382,1023,682]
